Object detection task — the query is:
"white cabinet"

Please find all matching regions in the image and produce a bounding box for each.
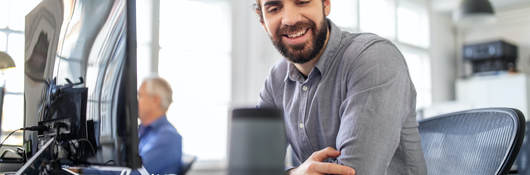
[456,73,530,120]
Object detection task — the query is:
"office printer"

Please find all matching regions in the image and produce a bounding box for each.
[463,40,518,74]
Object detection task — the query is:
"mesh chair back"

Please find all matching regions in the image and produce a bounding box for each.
[419,108,525,175]
[516,121,530,174]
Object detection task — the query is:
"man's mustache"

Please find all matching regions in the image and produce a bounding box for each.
[277,22,314,35]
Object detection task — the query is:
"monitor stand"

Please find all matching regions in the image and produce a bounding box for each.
[16,138,55,174]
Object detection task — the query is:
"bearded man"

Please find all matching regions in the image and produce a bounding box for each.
[255,0,428,174]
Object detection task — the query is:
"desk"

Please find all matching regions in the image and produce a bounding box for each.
[0,145,24,173]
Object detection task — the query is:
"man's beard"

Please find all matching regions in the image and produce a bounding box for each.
[271,18,328,64]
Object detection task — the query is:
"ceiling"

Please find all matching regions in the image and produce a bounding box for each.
[431,0,530,12]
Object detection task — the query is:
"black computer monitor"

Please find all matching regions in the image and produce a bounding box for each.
[229,107,286,175]
[24,0,140,169]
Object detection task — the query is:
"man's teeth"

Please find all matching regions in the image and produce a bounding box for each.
[287,30,306,38]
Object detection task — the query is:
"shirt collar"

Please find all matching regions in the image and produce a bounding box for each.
[314,20,342,77]
[285,63,305,82]
[140,115,168,129]
[284,19,343,82]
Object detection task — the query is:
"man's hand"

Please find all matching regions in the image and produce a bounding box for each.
[289,147,356,175]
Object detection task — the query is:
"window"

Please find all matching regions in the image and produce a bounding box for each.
[329,0,432,109]
[396,0,431,108]
[328,0,358,31]
[0,0,41,145]
[135,0,155,86]
[159,0,231,161]
[0,33,6,50]
[359,0,396,39]
[397,0,429,48]
[400,47,432,109]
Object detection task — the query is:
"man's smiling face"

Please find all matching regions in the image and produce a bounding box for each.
[257,0,331,64]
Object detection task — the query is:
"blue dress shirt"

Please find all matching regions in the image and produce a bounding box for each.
[138,115,182,174]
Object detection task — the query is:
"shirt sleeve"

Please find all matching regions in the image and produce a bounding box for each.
[335,40,417,175]
[141,131,182,174]
[284,144,302,171]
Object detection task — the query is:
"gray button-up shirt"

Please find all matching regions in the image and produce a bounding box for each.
[258,20,427,175]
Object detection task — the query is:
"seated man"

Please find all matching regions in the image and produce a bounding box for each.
[254,0,427,174]
[138,76,182,174]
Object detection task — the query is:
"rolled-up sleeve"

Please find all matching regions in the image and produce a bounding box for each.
[335,40,416,174]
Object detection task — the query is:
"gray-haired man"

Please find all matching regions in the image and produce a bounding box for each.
[138,77,182,174]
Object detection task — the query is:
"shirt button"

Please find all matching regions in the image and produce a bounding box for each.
[302,85,308,91]
[299,123,304,129]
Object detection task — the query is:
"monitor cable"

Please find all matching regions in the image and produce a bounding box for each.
[0,125,49,148]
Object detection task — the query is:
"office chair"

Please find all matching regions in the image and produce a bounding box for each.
[515,121,530,174]
[419,108,525,175]
[179,154,197,175]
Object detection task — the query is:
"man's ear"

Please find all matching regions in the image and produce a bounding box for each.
[256,11,264,23]
[152,95,162,107]
[323,0,331,16]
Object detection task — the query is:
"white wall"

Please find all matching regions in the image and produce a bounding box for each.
[136,0,158,83]
[230,0,282,107]
[429,11,457,103]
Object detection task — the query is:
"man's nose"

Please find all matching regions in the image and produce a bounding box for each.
[281,6,302,26]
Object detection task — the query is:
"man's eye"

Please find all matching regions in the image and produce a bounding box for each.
[298,0,310,5]
[267,7,279,13]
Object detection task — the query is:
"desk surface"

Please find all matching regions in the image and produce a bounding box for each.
[0,145,24,173]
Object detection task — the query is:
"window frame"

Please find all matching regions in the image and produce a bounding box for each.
[0,8,31,147]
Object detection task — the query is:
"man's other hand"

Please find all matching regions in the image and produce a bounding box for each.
[289,147,356,175]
